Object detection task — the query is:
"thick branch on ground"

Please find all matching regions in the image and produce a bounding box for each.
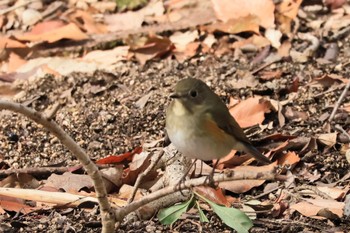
[115,167,281,221]
[0,100,115,233]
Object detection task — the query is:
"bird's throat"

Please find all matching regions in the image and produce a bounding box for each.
[172,100,192,116]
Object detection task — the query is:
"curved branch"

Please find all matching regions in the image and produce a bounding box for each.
[115,167,281,221]
[0,100,115,232]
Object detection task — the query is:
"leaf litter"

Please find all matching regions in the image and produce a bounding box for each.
[0,0,350,232]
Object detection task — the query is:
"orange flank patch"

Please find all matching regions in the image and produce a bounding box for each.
[203,117,228,143]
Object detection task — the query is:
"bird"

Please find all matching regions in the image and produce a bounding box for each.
[165,78,271,180]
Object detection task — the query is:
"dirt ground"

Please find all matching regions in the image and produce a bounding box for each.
[1,46,350,231]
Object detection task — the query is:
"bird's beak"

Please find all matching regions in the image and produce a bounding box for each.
[169,93,180,99]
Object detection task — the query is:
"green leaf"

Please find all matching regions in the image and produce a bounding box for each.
[207,199,253,233]
[195,192,253,233]
[196,201,209,223]
[158,196,194,225]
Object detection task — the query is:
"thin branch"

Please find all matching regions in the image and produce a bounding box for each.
[0,166,69,178]
[0,100,115,233]
[115,167,282,221]
[328,81,350,122]
[128,150,164,204]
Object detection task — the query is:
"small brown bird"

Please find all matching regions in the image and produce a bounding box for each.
[166,78,271,166]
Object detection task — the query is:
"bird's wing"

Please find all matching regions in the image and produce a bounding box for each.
[210,105,252,144]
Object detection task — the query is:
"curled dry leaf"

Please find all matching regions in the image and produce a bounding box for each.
[317,186,348,200]
[205,15,261,35]
[45,172,94,193]
[68,10,107,34]
[15,23,88,43]
[130,35,175,65]
[278,151,300,166]
[313,74,348,88]
[0,37,26,49]
[194,186,230,207]
[317,133,337,147]
[229,96,271,128]
[83,46,129,65]
[291,198,344,219]
[211,0,275,28]
[0,194,38,214]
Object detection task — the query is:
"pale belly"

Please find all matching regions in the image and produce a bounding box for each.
[166,111,234,161]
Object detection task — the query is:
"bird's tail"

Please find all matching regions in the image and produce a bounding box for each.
[242,142,271,164]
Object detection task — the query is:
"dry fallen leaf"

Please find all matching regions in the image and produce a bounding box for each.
[317,133,337,147]
[15,23,88,43]
[45,172,94,193]
[291,198,344,219]
[194,186,231,206]
[229,96,271,128]
[211,0,275,28]
[205,15,261,35]
[0,37,26,49]
[130,35,175,65]
[278,151,300,166]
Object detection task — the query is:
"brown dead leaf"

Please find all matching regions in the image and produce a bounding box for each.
[229,96,271,128]
[250,35,272,48]
[342,103,350,113]
[30,20,66,34]
[278,151,300,166]
[0,194,38,214]
[118,184,143,201]
[291,199,344,219]
[170,31,199,61]
[194,186,230,207]
[130,35,175,65]
[317,186,347,200]
[259,70,283,81]
[45,172,94,192]
[173,42,200,62]
[278,40,292,57]
[0,37,26,49]
[83,46,129,65]
[68,10,107,34]
[284,106,308,122]
[211,0,275,28]
[314,74,349,87]
[277,0,303,19]
[219,163,275,193]
[15,23,88,43]
[170,30,199,51]
[317,133,337,147]
[7,52,26,72]
[205,15,261,35]
[325,0,346,9]
[123,152,158,185]
[105,0,164,32]
[0,173,40,189]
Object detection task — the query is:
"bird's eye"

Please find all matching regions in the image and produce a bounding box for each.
[189,90,198,98]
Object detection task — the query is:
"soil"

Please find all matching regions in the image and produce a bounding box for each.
[1,50,350,231]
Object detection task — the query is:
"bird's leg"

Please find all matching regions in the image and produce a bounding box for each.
[204,159,220,187]
[176,159,197,194]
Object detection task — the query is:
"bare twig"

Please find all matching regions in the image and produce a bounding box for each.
[255,218,324,231]
[295,185,333,200]
[115,167,281,221]
[44,102,61,120]
[335,124,350,141]
[128,150,164,204]
[328,81,350,122]
[0,100,115,233]
[0,0,40,15]
[0,166,69,178]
